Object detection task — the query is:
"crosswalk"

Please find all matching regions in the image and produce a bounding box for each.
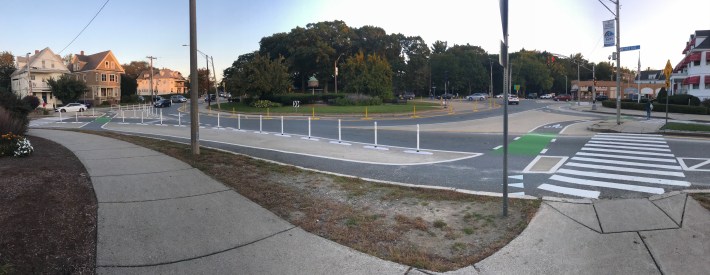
[538,133,690,198]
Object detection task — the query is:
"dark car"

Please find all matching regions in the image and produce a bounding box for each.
[75,100,92,109]
[401,92,415,100]
[437,93,454,100]
[554,94,573,101]
[154,99,172,108]
[204,94,216,102]
[595,95,609,101]
[526,93,538,99]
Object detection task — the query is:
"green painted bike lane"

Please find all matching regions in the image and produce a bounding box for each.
[493,133,557,156]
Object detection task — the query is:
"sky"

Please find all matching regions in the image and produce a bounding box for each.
[2,0,709,81]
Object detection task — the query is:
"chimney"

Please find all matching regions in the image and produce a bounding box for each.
[35,50,39,54]
[80,50,84,56]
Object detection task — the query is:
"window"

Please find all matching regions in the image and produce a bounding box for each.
[105,61,109,68]
[692,84,699,89]
[30,75,35,80]
[111,62,115,69]
[96,74,98,81]
[109,74,116,82]
[694,61,701,67]
[101,74,107,82]
[51,62,55,68]
[83,75,86,81]
[42,60,46,68]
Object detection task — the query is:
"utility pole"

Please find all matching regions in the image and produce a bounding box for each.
[147,56,157,102]
[26,53,32,98]
[189,0,199,155]
[334,53,344,94]
[211,56,219,109]
[592,64,597,110]
[577,62,580,105]
[614,1,621,125]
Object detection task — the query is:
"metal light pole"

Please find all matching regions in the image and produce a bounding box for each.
[592,64,597,110]
[189,0,199,155]
[334,53,344,94]
[565,75,568,95]
[614,1,621,125]
[26,53,32,98]
[147,56,157,102]
[577,62,581,105]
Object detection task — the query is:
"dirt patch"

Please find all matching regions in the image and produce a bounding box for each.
[691,193,710,211]
[81,130,539,272]
[0,136,97,275]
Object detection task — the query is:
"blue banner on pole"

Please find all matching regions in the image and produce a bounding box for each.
[603,20,615,47]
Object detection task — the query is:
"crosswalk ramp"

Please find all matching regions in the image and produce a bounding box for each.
[538,133,690,198]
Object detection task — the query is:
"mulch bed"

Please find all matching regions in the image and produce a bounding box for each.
[0,136,97,274]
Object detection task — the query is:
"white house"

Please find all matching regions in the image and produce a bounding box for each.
[671,30,710,100]
[10,47,69,108]
[136,68,186,96]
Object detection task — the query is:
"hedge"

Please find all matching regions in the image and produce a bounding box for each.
[601,100,709,115]
[261,93,347,105]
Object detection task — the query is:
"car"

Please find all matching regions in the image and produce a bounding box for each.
[595,95,609,101]
[437,93,454,100]
[507,95,520,105]
[465,93,487,101]
[75,100,92,109]
[400,92,415,100]
[540,94,553,99]
[494,94,504,98]
[154,99,172,108]
[55,103,87,112]
[152,96,165,102]
[526,93,538,99]
[554,94,573,101]
[170,95,187,103]
[204,94,216,102]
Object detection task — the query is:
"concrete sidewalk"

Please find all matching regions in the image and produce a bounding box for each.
[570,103,710,135]
[29,129,710,274]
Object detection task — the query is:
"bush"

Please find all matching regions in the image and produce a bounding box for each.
[250,100,282,108]
[702,99,710,108]
[0,93,30,135]
[22,95,40,109]
[262,93,347,106]
[0,132,34,157]
[602,100,709,115]
[333,94,383,106]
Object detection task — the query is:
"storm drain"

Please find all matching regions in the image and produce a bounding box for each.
[523,156,568,173]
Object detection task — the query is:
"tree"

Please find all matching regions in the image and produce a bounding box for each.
[122,61,156,79]
[46,75,89,104]
[227,54,290,99]
[0,51,16,93]
[120,74,137,101]
[431,40,448,54]
[341,51,393,100]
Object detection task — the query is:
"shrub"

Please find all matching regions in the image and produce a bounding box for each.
[22,95,40,109]
[0,105,29,136]
[702,99,710,108]
[250,100,281,108]
[0,132,34,157]
[333,94,383,106]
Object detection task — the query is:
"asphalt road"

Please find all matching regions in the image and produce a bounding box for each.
[45,99,710,199]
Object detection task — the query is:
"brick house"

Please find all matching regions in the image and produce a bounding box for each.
[68,50,125,105]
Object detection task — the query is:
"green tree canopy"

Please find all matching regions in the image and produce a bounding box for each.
[0,51,16,93]
[341,51,393,99]
[46,75,89,104]
[226,53,290,99]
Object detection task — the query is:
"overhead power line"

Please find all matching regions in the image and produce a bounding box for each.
[58,0,110,55]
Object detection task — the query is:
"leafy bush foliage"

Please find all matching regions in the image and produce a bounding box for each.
[21,95,40,109]
[702,99,710,108]
[0,132,34,157]
[250,100,282,108]
[333,94,383,106]
[0,94,30,135]
[601,100,708,115]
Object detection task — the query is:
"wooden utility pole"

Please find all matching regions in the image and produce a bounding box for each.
[147,56,157,101]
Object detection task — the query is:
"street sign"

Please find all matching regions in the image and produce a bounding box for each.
[514,85,520,91]
[663,60,673,88]
[500,0,508,37]
[620,45,641,52]
[499,40,508,67]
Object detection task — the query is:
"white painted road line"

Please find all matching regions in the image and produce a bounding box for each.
[565,162,685,177]
[583,143,671,152]
[551,139,557,142]
[556,168,691,186]
[597,133,663,137]
[570,157,682,170]
[538,183,600,198]
[581,147,675,157]
[514,137,521,141]
[493,145,502,150]
[587,140,669,148]
[575,152,678,163]
[591,137,667,144]
[540,148,548,154]
[549,175,665,194]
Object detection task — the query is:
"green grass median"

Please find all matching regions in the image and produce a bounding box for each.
[210,101,440,115]
[661,122,710,132]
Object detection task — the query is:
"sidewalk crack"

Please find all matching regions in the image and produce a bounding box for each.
[638,231,664,275]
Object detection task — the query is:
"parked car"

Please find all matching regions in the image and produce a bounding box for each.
[494,94,504,98]
[540,94,553,99]
[508,95,520,105]
[400,92,415,100]
[466,93,487,101]
[55,103,87,112]
[554,94,573,101]
[204,94,216,102]
[526,93,538,99]
[75,100,92,108]
[154,99,172,108]
[152,96,165,102]
[170,95,187,103]
[595,94,609,101]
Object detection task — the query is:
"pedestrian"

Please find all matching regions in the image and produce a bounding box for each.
[645,100,653,120]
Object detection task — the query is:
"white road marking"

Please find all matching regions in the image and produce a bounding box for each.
[565,162,685,177]
[551,139,557,142]
[538,183,600,198]
[597,133,663,137]
[540,148,548,154]
[591,136,667,143]
[587,140,669,148]
[556,168,691,186]
[571,157,682,170]
[576,152,677,163]
[509,175,524,180]
[522,155,568,174]
[549,175,664,194]
[583,143,671,152]
[493,145,502,150]
[677,158,710,171]
[581,147,675,157]
[510,182,524,188]
[514,137,521,140]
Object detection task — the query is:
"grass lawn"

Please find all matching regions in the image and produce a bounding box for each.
[211,101,440,115]
[661,122,710,132]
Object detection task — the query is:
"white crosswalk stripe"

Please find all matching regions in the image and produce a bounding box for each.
[538,133,689,198]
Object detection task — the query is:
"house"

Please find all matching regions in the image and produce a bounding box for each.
[68,50,125,105]
[633,70,666,98]
[671,30,710,100]
[136,68,186,96]
[10,47,69,108]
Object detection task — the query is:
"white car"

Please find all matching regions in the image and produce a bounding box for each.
[465,93,487,101]
[494,94,504,98]
[507,96,520,105]
[56,103,87,112]
[540,94,553,99]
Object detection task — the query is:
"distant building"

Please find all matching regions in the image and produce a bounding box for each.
[136,68,186,96]
[633,70,666,98]
[671,30,710,100]
[10,47,69,108]
[68,50,125,105]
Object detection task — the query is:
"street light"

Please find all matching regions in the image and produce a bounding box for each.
[334,53,344,94]
[182,44,210,98]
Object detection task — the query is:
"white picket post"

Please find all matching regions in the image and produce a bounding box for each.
[374,121,378,147]
[280,116,284,135]
[160,109,163,125]
[259,115,263,133]
[416,124,420,152]
[308,117,312,138]
[338,119,342,142]
[238,114,241,130]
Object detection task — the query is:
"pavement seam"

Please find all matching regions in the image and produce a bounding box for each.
[649,195,685,228]
[88,167,192,178]
[592,203,605,234]
[543,201,602,234]
[98,189,233,204]
[637,231,665,275]
[96,225,298,268]
[679,194,689,228]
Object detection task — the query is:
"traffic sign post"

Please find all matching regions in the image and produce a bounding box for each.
[664,60,673,128]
